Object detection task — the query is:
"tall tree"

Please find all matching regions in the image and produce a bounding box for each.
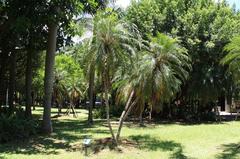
[126,0,240,113]
[42,23,58,134]
[85,10,139,144]
[41,0,107,133]
[25,49,33,117]
[8,51,16,112]
[88,63,95,124]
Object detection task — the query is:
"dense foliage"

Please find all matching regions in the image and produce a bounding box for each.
[0,110,38,143]
[127,0,240,117]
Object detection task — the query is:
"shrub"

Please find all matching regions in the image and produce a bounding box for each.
[0,109,39,143]
[93,107,106,119]
[93,105,124,119]
[199,112,216,121]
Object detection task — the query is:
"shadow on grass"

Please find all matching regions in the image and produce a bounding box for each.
[216,142,240,159]
[129,134,194,159]
[0,119,108,156]
[123,119,231,129]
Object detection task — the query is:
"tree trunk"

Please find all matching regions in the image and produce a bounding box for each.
[116,91,135,141]
[101,92,104,105]
[214,105,221,122]
[149,105,152,121]
[0,51,7,107]
[25,49,33,118]
[139,111,143,126]
[103,74,117,145]
[8,51,16,113]
[168,102,172,119]
[42,23,58,134]
[88,64,95,124]
[32,92,35,110]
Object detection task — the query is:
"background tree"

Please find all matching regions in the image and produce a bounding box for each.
[126,0,240,118]
[41,0,108,134]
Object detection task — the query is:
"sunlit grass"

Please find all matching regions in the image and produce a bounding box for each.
[0,107,240,159]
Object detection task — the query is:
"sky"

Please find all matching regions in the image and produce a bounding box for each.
[115,0,131,9]
[116,0,240,10]
[227,0,240,10]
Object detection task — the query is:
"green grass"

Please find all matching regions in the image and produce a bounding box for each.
[0,107,240,159]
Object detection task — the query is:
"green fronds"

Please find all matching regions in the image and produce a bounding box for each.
[116,32,191,109]
[221,36,240,82]
[221,36,240,66]
[82,9,141,88]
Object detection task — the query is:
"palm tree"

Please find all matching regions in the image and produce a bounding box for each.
[115,33,191,142]
[87,62,95,124]
[221,35,240,80]
[85,10,139,145]
[79,40,96,124]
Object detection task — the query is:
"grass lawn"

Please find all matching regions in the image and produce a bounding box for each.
[0,107,240,159]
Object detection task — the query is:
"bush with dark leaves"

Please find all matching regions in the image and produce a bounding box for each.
[0,109,39,143]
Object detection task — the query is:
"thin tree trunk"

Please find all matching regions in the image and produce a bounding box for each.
[139,111,143,126]
[32,92,35,110]
[42,23,58,134]
[88,64,95,124]
[0,51,7,107]
[149,105,152,121]
[101,92,104,105]
[214,105,221,122]
[116,91,135,141]
[236,108,240,120]
[8,51,16,113]
[168,102,172,119]
[103,75,117,145]
[25,49,33,118]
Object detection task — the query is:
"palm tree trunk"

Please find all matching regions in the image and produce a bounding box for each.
[25,49,33,118]
[42,23,58,134]
[88,64,95,124]
[103,74,117,145]
[8,51,16,113]
[116,91,135,141]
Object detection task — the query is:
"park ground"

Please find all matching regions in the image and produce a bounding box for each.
[0,107,240,159]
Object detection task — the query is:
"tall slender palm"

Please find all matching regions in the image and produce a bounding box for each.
[80,40,96,124]
[85,11,139,144]
[115,33,191,141]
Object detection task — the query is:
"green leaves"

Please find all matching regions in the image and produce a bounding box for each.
[221,36,240,82]
[116,33,191,108]
[222,36,240,64]
[55,53,85,92]
[85,9,140,82]
[126,0,240,101]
